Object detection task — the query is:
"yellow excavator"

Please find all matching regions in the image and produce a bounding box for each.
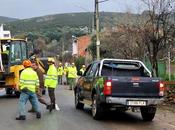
[0,38,29,96]
[0,38,51,96]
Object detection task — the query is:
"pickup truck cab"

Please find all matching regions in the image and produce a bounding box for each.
[74,59,164,121]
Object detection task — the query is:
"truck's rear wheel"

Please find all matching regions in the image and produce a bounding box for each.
[140,107,156,121]
[92,95,103,120]
[75,90,84,109]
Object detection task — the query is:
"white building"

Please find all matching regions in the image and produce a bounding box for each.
[72,35,78,55]
[0,24,11,39]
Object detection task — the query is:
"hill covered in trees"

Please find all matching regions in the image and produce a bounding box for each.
[0,16,18,23]
[4,12,140,36]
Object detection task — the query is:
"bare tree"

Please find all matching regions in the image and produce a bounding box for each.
[100,24,145,60]
[141,0,175,76]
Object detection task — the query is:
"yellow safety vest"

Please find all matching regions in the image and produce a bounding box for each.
[57,66,63,76]
[44,64,58,88]
[64,66,68,75]
[20,67,39,93]
[68,66,77,78]
[80,68,85,75]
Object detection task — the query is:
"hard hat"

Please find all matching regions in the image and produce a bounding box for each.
[23,60,32,68]
[65,62,68,67]
[59,63,62,65]
[30,56,36,62]
[48,58,55,63]
[72,63,75,65]
[82,65,85,68]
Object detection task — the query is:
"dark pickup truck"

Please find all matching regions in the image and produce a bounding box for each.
[74,59,164,121]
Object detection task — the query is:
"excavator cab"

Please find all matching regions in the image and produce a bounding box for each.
[0,38,28,96]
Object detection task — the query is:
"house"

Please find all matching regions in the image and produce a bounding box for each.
[0,24,11,39]
[72,35,91,57]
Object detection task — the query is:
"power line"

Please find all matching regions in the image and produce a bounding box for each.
[99,0,110,3]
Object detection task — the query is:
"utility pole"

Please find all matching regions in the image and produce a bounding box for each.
[95,0,100,60]
[168,45,171,81]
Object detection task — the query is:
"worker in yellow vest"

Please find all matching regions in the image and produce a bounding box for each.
[68,63,77,90]
[80,65,86,75]
[44,58,58,111]
[28,60,50,113]
[16,60,41,120]
[63,63,69,85]
[57,63,64,85]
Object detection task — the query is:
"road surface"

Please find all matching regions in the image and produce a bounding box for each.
[0,85,175,130]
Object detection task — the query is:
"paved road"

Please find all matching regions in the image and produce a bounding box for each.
[0,85,175,130]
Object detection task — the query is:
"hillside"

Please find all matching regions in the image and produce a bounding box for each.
[0,16,18,23]
[5,12,140,35]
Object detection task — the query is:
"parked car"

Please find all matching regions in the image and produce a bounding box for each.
[74,59,164,121]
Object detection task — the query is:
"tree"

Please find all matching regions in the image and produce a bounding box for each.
[141,0,175,76]
[89,24,145,60]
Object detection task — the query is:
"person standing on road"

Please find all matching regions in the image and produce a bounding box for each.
[63,62,69,85]
[68,63,77,90]
[80,65,86,75]
[28,61,51,112]
[16,60,41,120]
[57,63,64,85]
[44,58,58,111]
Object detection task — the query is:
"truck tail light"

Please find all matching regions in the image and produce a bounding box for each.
[103,80,112,95]
[159,82,164,96]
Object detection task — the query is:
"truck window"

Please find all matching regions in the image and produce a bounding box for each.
[89,63,98,77]
[21,41,27,60]
[84,63,99,77]
[84,64,92,76]
[101,61,146,77]
[11,41,22,63]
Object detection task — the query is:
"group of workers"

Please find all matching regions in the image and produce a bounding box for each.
[15,56,86,120]
[57,62,86,90]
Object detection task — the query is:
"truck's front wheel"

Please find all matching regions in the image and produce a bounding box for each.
[75,90,84,109]
[140,107,156,121]
[92,95,103,120]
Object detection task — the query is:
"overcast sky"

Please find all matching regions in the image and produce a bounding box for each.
[0,0,146,19]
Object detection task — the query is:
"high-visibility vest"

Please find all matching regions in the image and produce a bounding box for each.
[68,66,77,78]
[20,67,39,93]
[64,66,68,75]
[57,66,63,76]
[2,50,9,55]
[44,64,58,88]
[80,68,85,75]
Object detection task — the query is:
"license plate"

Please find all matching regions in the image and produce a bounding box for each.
[127,101,146,106]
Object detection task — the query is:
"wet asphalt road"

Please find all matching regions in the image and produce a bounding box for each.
[0,86,175,130]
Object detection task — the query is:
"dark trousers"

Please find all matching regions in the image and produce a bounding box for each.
[48,88,55,107]
[58,75,62,84]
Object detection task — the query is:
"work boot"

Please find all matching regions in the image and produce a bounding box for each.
[49,105,53,112]
[15,115,26,120]
[46,105,50,110]
[46,104,53,112]
[28,108,35,113]
[36,112,41,119]
[52,103,55,109]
